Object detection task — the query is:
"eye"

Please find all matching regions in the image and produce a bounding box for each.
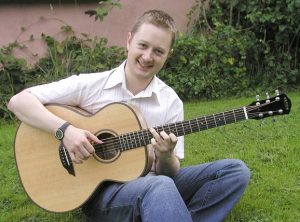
[139,43,147,49]
[154,49,164,56]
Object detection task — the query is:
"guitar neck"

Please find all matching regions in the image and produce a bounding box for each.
[117,107,248,151]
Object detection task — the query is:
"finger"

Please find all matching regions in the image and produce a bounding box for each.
[79,146,92,158]
[82,140,95,154]
[87,132,102,144]
[169,133,178,143]
[151,138,157,146]
[159,131,169,140]
[149,128,161,141]
[69,151,77,162]
[72,153,83,164]
[76,151,85,161]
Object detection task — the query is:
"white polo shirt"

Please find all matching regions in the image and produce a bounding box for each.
[29,61,184,159]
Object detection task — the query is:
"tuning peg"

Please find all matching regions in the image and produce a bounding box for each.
[275,90,281,101]
[256,95,260,106]
[266,92,270,103]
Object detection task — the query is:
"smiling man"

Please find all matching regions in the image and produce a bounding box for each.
[8,10,250,222]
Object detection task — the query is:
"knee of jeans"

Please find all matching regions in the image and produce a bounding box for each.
[231,159,251,186]
[147,175,175,190]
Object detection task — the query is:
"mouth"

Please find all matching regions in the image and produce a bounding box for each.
[137,59,153,70]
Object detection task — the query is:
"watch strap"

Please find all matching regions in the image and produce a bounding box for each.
[56,122,71,140]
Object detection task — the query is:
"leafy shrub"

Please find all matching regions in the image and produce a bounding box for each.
[160,26,262,100]
[159,0,299,100]
[0,34,126,120]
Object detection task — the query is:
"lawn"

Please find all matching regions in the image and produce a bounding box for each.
[1,91,299,222]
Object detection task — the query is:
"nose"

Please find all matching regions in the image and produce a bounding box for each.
[142,49,153,62]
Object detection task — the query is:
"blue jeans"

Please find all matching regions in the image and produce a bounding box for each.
[83,159,250,222]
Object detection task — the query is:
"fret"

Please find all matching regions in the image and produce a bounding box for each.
[145,130,152,144]
[213,114,217,126]
[204,116,208,129]
[174,123,179,136]
[124,133,129,150]
[168,124,172,134]
[181,122,185,135]
[135,131,142,147]
[189,120,193,133]
[183,121,191,134]
[130,132,136,148]
[224,110,235,124]
[233,109,237,122]
[197,117,208,131]
[222,112,227,124]
[234,108,244,121]
[141,130,147,146]
[190,119,197,132]
[206,115,215,129]
[196,117,201,131]
[215,113,226,126]
[119,135,125,151]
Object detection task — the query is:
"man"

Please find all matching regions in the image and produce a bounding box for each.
[8,10,250,222]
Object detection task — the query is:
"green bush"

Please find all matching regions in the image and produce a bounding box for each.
[160,25,262,100]
[170,0,300,99]
[0,34,126,120]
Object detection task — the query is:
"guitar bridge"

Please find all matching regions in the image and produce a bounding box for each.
[59,142,75,176]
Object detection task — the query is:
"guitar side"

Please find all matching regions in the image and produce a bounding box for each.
[14,103,151,213]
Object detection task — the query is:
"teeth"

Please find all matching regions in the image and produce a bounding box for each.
[139,60,152,68]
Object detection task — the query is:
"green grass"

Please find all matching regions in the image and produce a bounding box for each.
[1,91,299,221]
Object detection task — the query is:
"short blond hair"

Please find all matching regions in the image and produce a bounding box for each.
[131,10,177,48]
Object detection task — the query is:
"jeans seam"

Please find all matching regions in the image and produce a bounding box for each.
[201,181,215,207]
[199,163,235,207]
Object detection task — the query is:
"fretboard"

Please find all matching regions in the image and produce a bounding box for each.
[116,107,247,151]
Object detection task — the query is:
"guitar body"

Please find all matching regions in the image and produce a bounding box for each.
[14,103,152,213]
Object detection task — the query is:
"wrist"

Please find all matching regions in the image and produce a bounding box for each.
[54,122,71,140]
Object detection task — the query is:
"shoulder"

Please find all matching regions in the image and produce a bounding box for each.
[155,76,183,105]
[74,69,113,83]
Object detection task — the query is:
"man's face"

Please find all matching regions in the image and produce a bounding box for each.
[126,23,172,81]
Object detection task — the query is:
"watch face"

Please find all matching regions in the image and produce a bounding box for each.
[55,129,64,140]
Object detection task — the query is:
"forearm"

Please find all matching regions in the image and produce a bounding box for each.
[7,90,65,134]
[155,153,180,178]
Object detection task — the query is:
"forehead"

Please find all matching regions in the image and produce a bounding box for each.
[131,23,172,51]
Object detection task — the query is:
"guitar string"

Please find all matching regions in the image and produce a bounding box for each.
[92,106,271,155]
[94,108,246,150]
[92,105,266,155]
[93,113,264,156]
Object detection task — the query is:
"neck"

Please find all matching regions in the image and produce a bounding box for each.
[124,65,154,96]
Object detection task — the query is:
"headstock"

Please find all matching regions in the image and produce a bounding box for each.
[247,91,292,120]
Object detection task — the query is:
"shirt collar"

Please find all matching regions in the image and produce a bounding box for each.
[104,60,161,104]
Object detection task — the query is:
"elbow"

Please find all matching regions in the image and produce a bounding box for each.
[7,94,17,113]
[7,90,30,114]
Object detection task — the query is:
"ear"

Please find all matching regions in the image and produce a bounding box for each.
[126,32,133,51]
[168,48,174,57]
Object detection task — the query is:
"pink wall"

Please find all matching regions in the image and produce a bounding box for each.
[0,1,195,64]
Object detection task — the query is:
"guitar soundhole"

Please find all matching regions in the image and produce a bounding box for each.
[94,131,120,162]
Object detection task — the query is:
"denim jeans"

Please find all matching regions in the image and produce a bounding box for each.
[83,159,251,222]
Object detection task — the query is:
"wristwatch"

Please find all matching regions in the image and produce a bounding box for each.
[55,122,71,140]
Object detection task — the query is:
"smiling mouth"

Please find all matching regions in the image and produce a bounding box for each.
[138,59,153,69]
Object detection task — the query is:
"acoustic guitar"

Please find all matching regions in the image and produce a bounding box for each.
[14,93,291,213]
